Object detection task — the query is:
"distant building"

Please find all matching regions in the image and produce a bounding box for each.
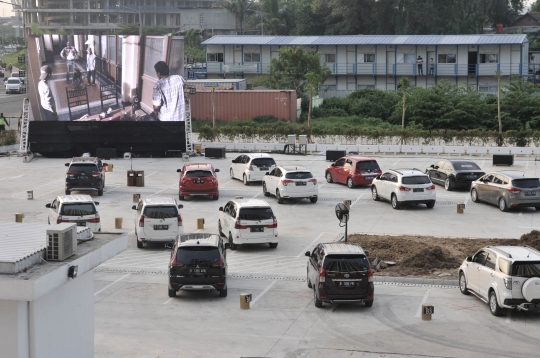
[505,12,540,35]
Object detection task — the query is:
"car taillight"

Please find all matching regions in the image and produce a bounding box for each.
[139,216,144,227]
[308,178,317,184]
[281,179,293,186]
[211,179,217,184]
[267,216,278,229]
[235,219,248,229]
[90,171,101,177]
[319,268,326,283]
[367,268,374,283]
[504,277,512,290]
[66,172,76,178]
[88,214,100,223]
[249,165,254,171]
[507,187,521,193]
[426,184,436,190]
[177,215,183,226]
[181,179,188,185]
[57,216,63,224]
[170,256,184,267]
[397,185,411,191]
[210,255,225,268]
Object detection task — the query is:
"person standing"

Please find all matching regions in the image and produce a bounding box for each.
[86,47,96,86]
[152,61,186,121]
[0,112,8,133]
[7,63,12,77]
[60,41,79,83]
[416,56,424,75]
[428,58,434,75]
[38,65,58,121]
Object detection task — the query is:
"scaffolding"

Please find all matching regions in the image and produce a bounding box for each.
[18,98,29,154]
[184,97,193,154]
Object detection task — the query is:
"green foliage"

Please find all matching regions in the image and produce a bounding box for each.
[57,28,66,35]
[30,23,43,35]
[184,30,207,63]
[0,130,17,146]
[219,0,253,33]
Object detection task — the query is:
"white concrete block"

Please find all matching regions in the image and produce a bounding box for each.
[235,143,255,151]
[444,146,466,155]
[467,146,488,155]
[401,145,421,155]
[317,144,338,152]
[306,144,317,153]
[422,145,443,155]
[379,145,401,155]
[358,144,379,154]
[214,142,235,150]
[337,144,359,153]
[511,147,533,156]
[254,143,276,151]
[489,146,511,155]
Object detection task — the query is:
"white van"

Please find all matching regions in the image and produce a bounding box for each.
[132,197,184,248]
[6,77,22,94]
[45,195,101,232]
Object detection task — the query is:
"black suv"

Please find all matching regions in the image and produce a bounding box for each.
[65,157,107,196]
[166,233,229,298]
[306,242,374,308]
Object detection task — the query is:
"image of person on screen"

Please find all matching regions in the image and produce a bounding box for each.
[152,61,185,121]
[38,65,58,121]
[60,41,79,83]
[86,47,96,86]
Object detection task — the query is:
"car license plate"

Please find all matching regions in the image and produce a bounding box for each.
[77,222,86,227]
[296,181,306,186]
[250,226,264,232]
[525,191,536,196]
[365,176,374,180]
[154,225,169,230]
[195,179,205,184]
[338,281,356,288]
[413,188,424,192]
[189,268,206,275]
[260,167,268,171]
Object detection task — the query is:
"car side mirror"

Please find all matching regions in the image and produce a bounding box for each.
[266,172,270,175]
[165,243,173,250]
[215,169,220,172]
[178,204,183,209]
[132,205,136,210]
[331,163,335,167]
[176,169,182,173]
[65,163,69,167]
[232,160,236,163]
[219,207,223,211]
[466,256,472,262]
[224,243,231,250]
[305,251,311,257]
[103,163,108,167]
[45,203,51,208]
[376,175,381,180]
[430,164,434,168]
[94,202,99,205]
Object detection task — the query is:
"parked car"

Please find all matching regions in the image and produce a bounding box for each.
[263,165,318,204]
[218,198,278,249]
[306,242,374,308]
[470,171,540,211]
[177,163,220,201]
[5,77,22,94]
[425,159,484,191]
[230,153,276,185]
[45,195,101,232]
[371,169,436,209]
[65,157,108,196]
[132,197,184,248]
[166,233,229,298]
[325,156,382,188]
[459,245,540,316]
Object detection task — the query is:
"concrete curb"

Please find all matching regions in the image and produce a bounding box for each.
[374,275,458,286]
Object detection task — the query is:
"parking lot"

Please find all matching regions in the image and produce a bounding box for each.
[3,153,540,357]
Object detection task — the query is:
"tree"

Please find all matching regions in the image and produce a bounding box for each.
[398,77,411,130]
[305,71,323,127]
[219,0,253,34]
[532,0,540,12]
[183,29,206,62]
[495,71,503,135]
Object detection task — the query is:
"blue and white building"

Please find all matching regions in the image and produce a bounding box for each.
[201,35,529,93]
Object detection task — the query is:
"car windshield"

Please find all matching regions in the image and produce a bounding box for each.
[8,79,19,84]
[402,176,431,184]
[512,179,540,188]
[285,171,313,179]
[356,161,379,171]
[238,207,273,221]
[176,247,220,265]
[251,158,276,167]
[69,164,99,173]
[143,206,178,218]
[512,261,540,277]
[452,161,481,170]
[184,170,213,177]
[323,255,370,272]
[60,203,96,216]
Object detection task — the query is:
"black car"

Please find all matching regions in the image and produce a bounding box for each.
[167,233,229,298]
[425,159,484,191]
[65,157,107,196]
[306,242,374,308]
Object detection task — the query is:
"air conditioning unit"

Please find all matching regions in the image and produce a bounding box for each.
[46,223,77,261]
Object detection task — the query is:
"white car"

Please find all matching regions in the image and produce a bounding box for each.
[218,198,278,249]
[132,197,184,249]
[371,169,436,209]
[6,77,22,94]
[230,153,276,185]
[45,195,101,232]
[262,165,318,203]
[459,246,540,316]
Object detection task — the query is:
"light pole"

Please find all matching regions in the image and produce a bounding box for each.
[115,4,142,37]
[246,9,265,35]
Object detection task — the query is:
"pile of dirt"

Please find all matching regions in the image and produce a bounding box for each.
[347,234,527,278]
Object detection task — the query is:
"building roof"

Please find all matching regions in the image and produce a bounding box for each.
[0,222,49,274]
[202,34,528,46]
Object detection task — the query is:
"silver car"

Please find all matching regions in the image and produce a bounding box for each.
[470,171,540,211]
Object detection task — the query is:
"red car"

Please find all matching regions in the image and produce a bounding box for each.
[325,156,382,188]
[177,163,220,200]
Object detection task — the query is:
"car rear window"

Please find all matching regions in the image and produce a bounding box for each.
[238,207,273,220]
[512,179,540,188]
[285,171,313,179]
[356,161,379,171]
[68,164,99,173]
[8,79,19,84]
[143,206,178,218]
[511,261,540,277]
[323,255,370,272]
[60,203,96,215]
[176,247,220,265]
[251,158,276,167]
[452,161,481,170]
[402,176,431,185]
[184,170,213,177]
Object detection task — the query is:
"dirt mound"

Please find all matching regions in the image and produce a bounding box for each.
[520,230,540,250]
[400,246,461,270]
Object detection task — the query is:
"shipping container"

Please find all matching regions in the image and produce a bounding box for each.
[190,90,297,122]
[187,79,247,90]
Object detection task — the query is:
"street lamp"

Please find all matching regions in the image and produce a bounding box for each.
[115,4,142,38]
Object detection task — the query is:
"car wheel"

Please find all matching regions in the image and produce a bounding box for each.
[98,187,103,196]
[489,290,504,316]
[444,178,453,191]
[218,220,223,237]
[276,189,284,204]
[219,286,228,297]
[179,195,184,201]
[243,174,249,186]
[212,195,219,200]
[391,194,401,210]
[269,242,278,248]
[263,183,270,197]
[347,177,355,188]
[471,189,479,203]
[326,172,333,183]
[372,186,380,201]
[314,287,323,308]
[136,239,143,249]
[499,197,509,212]
[459,272,470,295]
[310,196,318,203]
[426,201,435,209]
[65,189,71,195]
[230,168,234,179]
[365,301,373,308]
[229,234,237,250]
[536,207,540,211]
[307,270,312,288]
[168,288,176,298]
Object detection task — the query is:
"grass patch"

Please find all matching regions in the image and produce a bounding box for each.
[0,49,27,72]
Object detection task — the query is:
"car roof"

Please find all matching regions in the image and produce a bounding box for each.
[231,198,271,207]
[341,156,376,161]
[141,197,177,205]
[70,157,99,163]
[320,243,366,255]
[178,233,221,247]
[57,194,95,203]
[280,165,309,172]
[247,153,273,159]
[495,171,537,179]
[487,246,540,261]
[183,163,213,170]
[389,168,426,176]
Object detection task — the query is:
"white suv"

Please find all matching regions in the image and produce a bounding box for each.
[230,153,276,185]
[132,197,184,248]
[218,198,278,249]
[371,169,436,209]
[262,165,318,204]
[459,246,540,316]
[45,195,101,232]
[6,77,22,94]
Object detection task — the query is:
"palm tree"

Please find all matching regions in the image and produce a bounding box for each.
[219,0,253,34]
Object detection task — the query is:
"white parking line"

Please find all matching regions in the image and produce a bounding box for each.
[250,280,276,308]
[351,192,365,207]
[297,232,325,257]
[11,179,64,198]
[163,297,174,305]
[464,194,469,205]
[392,158,401,166]
[148,183,178,197]
[94,273,131,296]
[219,180,233,187]
[415,288,431,317]
[145,172,158,178]
[506,309,512,324]
[519,210,523,216]
[104,184,121,194]
[0,174,25,181]
[252,191,263,198]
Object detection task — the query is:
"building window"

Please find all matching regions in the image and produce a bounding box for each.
[244,53,260,62]
[479,86,497,92]
[207,53,224,62]
[480,54,498,63]
[437,54,456,63]
[363,54,375,63]
[397,54,415,63]
[357,85,375,89]
[325,54,336,63]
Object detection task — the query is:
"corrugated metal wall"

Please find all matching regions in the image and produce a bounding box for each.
[190,90,297,122]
